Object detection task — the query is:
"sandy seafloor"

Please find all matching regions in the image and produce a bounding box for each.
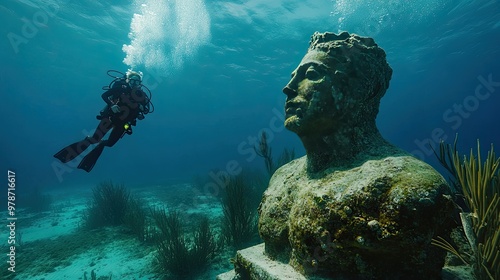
[0,183,235,280]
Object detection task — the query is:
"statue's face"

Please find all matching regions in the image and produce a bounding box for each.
[283,50,342,135]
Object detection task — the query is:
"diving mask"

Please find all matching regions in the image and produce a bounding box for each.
[127,75,141,88]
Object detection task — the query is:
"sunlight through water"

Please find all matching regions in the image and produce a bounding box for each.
[331,0,448,37]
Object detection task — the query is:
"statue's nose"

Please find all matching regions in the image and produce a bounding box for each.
[283,85,297,99]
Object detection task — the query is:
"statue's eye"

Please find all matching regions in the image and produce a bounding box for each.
[305,67,320,81]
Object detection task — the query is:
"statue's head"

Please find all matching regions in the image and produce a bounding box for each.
[283,32,392,136]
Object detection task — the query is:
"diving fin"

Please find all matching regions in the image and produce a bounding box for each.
[54,137,92,163]
[77,143,105,172]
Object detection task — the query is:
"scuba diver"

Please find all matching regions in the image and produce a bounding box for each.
[54,69,154,172]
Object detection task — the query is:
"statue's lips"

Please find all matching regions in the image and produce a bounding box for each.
[285,106,303,118]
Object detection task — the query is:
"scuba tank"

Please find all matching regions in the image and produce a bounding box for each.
[96,70,155,121]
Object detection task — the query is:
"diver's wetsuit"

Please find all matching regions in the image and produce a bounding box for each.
[53,80,150,172]
[90,80,149,147]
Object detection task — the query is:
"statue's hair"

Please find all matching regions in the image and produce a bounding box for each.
[308,32,392,119]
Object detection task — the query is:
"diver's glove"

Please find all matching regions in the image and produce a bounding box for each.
[111,105,121,114]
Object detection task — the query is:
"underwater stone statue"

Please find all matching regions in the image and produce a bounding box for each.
[258,32,454,279]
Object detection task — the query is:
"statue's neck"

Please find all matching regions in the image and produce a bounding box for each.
[299,123,389,174]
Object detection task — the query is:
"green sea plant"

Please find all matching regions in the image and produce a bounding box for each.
[123,196,148,242]
[152,209,220,278]
[83,181,130,228]
[254,131,295,177]
[255,131,274,176]
[154,210,190,276]
[82,181,151,242]
[221,175,258,249]
[433,137,500,280]
[191,216,222,268]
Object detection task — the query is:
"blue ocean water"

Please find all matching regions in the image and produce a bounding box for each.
[0,0,499,278]
[1,0,499,187]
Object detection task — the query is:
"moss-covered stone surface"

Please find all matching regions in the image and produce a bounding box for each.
[259,155,454,279]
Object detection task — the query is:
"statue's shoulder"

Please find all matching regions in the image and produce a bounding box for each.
[270,156,307,180]
[348,155,449,199]
[267,155,447,196]
[378,155,445,182]
[313,155,448,194]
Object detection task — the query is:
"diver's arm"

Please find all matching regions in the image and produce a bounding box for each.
[138,90,150,114]
[101,89,115,106]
